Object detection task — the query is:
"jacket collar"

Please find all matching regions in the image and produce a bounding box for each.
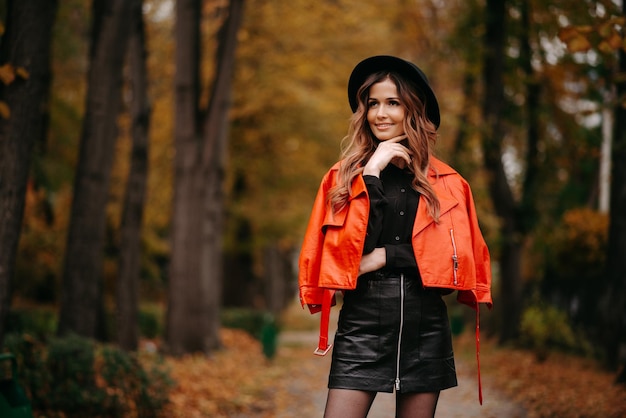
[350,174,368,200]
[414,157,460,235]
[428,156,457,177]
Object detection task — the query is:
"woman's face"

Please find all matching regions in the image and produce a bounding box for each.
[366,78,406,141]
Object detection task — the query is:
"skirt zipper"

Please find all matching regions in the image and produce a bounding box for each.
[395,273,405,391]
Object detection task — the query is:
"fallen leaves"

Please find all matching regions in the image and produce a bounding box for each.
[456,333,626,418]
[161,329,274,417]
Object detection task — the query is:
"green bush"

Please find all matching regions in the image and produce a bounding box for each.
[98,345,172,417]
[220,308,268,339]
[520,304,592,361]
[5,308,57,338]
[2,333,173,417]
[45,334,102,415]
[138,309,161,339]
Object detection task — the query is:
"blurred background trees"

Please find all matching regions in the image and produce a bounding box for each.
[0,0,624,387]
[0,0,58,344]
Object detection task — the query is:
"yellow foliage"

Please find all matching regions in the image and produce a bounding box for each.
[0,63,28,85]
[15,66,30,80]
[559,16,626,55]
[551,208,609,280]
[0,63,16,85]
[0,101,10,118]
[558,27,592,52]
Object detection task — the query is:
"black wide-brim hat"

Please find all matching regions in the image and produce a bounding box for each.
[348,55,440,129]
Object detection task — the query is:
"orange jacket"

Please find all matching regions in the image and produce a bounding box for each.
[298,157,493,403]
[298,157,492,311]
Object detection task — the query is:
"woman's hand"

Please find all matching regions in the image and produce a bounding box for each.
[363,135,411,177]
[359,247,386,276]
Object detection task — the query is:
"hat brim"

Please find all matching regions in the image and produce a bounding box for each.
[347,55,440,129]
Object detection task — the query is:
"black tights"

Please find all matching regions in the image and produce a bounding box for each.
[323,388,440,418]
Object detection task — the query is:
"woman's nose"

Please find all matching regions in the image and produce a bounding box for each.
[376,105,388,117]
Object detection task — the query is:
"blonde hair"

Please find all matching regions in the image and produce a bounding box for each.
[328,71,440,221]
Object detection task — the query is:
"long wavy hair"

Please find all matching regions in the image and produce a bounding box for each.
[328,71,440,221]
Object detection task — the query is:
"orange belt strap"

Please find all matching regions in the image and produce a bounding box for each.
[476,306,483,405]
[314,288,335,356]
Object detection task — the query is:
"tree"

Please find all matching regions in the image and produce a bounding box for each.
[542,2,626,368]
[481,0,526,342]
[117,0,150,351]
[57,0,133,339]
[602,1,626,378]
[165,0,245,355]
[0,0,58,344]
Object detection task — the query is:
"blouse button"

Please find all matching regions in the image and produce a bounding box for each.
[399,211,405,216]
[400,188,406,193]
[395,236,400,241]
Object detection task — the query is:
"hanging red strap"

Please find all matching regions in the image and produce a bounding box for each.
[314,288,335,356]
[476,306,483,405]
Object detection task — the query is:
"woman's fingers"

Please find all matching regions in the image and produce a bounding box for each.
[358,248,386,275]
[382,142,411,164]
[364,139,411,175]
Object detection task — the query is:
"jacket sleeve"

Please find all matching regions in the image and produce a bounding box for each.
[457,181,493,310]
[298,171,333,313]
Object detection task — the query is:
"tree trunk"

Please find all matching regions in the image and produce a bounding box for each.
[117,0,150,351]
[450,0,480,172]
[0,0,57,344]
[166,0,245,355]
[481,0,525,342]
[200,0,245,351]
[601,0,626,372]
[451,71,476,161]
[519,0,541,234]
[58,0,132,339]
[480,0,542,343]
[165,0,203,355]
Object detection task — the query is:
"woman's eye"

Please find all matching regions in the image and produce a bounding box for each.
[368,101,378,108]
[389,100,400,106]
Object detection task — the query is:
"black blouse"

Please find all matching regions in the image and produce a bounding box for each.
[363,164,420,271]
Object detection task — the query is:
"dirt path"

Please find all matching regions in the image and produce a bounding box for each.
[276,325,527,417]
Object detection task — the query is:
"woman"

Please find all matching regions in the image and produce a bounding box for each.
[298,55,492,418]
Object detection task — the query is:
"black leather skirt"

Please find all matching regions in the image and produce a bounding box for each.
[328,270,457,393]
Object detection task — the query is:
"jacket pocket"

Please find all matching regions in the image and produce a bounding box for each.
[322,205,347,228]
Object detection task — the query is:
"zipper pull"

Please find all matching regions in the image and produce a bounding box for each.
[452,254,459,285]
[395,378,401,391]
[449,229,459,285]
